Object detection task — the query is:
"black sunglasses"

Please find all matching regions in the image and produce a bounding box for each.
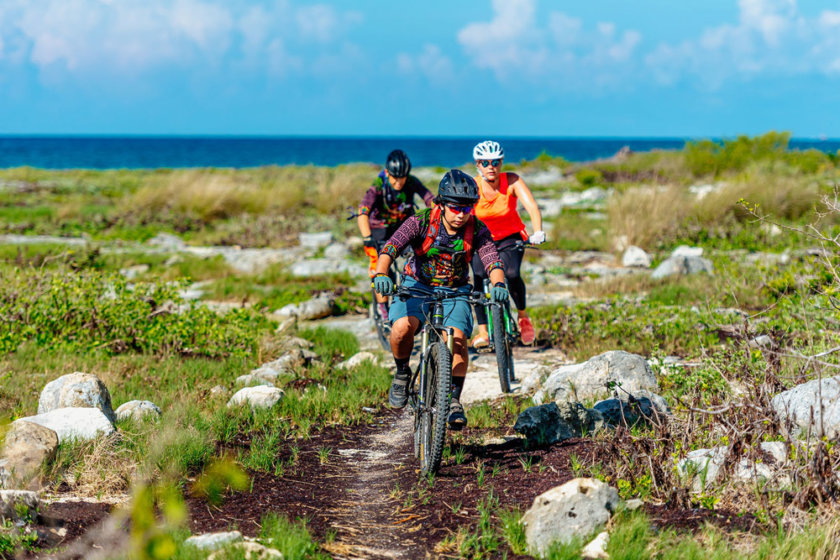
[478,159,501,168]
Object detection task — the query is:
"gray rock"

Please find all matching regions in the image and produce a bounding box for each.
[234,374,274,387]
[299,232,333,249]
[115,400,161,422]
[261,349,320,371]
[677,447,728,492]
[324,243,349,259]
[749,335,774,348]
[621,246,651,268]
[274,295,334,321]
[185,531,243,551]
[209,385,227,397]
[146,232,186,251]
[772,376,840,439]
[593,395,669,427]
[514,403,604,447]
[227,387,284,410]
[0,421,58,489]
[651,255,714,279]
[535,351,660,406]
[336,351,381,370]
[520,366,551,395]
[290,258,366,278]
[39,372,116,423]
[19,408,115,443]
[521,478,620,557]
[0,490,39,521]
[671,245,704,258]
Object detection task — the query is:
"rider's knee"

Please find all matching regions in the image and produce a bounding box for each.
[391,317,419,340]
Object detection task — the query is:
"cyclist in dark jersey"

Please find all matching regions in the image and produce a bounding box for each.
[359,149,434,318]
[373,170,508,429]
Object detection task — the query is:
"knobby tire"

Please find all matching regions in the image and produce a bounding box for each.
[491,304,513,393]
[418,342,451,476]
[371,287,391,351]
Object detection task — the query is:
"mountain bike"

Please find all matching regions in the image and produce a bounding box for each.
[475,240,539,393]
[390,282,483,476]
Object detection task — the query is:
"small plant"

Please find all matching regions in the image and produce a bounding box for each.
[518,455,534,473]
[317,447,331,465]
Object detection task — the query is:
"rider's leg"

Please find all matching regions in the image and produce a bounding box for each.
[446,328,470,430]
[387,316,421,408]
[469,252,490,347]
[499,237,535,343]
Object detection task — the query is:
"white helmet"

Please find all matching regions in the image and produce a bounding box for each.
[473,140,504,161]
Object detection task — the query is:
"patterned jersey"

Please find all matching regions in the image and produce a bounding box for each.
[381,208,503,287]
[358,171,434,229]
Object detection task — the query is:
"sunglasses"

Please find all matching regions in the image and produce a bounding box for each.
[447,204,473,214]
[477,159,501,168]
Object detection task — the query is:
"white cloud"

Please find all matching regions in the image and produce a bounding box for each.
[644,0,840,87]
[457,0,642,89]
[296,4,362,43]
[396,44,454,85]
[0,0,362,80]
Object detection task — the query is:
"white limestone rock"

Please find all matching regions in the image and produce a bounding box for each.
[19,408,115,443]
[39,372,116,423]
[115,400,161,422]
[227,387,284,410]
[185,531,243,551]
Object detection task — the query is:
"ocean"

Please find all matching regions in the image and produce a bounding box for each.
[1,136,838,170]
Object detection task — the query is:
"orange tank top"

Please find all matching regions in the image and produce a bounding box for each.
[473,172,527,242]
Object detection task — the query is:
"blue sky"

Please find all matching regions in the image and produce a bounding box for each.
[2,0,840,137]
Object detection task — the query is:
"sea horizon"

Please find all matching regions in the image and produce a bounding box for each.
[1,134,837,170]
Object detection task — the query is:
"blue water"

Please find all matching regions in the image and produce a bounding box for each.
[0,136,838,170]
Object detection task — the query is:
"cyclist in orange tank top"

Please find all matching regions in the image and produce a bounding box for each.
[469,140,546,346]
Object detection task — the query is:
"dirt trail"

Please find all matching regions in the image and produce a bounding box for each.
[321,411,418,560]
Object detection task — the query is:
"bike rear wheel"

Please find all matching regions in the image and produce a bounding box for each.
[491,304,514,393]
[416,342,451,476]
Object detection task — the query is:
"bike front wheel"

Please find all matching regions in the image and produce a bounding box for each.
[491,304,514,393]
[370,288,391,351]
[416,342,451,476]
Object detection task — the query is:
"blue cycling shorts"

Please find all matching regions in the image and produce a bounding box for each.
[388,276,474,336]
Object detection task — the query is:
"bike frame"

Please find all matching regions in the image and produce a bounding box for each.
[482,278,519,347]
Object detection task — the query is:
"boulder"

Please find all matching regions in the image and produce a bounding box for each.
[274,296,334,321]
[324,243,349,259]
[115,400,161,422]
[514,403,604,447]
[298,232,333,249]
[119,264,149,280]
[621,246,651,268]
[534,351,660,406]
[261,349,319,371]
[185,531,243,551]
[676,447,728,492]
[771,376,840,439]
[209,385,227,397]
[592,395,668,427]
[0,421,59,488]
[0,490,39,521]
[227,387,284,410]
[336,351,380,370]
[521,478,620,557]
[671,245,704,258]
[39,373,116,423]
[519,366,551,395]
[651,255,714,279]
[19,408,115,443]
[234,374,274,387]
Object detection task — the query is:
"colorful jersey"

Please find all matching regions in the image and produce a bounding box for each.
[381,208,503,287]
[358,171,434,229]
[473,172,528,242]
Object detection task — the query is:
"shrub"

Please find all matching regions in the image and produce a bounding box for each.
[0,269,269,358]
[575,168,603,187]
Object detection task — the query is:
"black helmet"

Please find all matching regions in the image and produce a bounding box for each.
[385,149,411,178]
[437,169,479,205]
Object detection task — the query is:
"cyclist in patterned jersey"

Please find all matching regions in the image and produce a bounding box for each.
[469,140,546,347]
[372,170,508,429]
[359,149,434,319]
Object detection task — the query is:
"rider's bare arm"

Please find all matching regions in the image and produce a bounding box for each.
[508,173,543,233]
[358,213,372,238]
